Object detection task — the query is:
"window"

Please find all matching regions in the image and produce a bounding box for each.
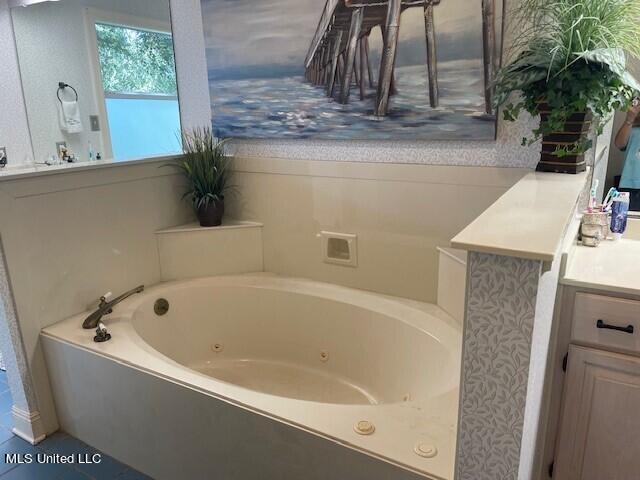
[95,23,181,161]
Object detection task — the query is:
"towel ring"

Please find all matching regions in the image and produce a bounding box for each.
[57,82,78,104]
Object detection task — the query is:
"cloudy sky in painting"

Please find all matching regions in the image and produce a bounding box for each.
[201,0,502,80]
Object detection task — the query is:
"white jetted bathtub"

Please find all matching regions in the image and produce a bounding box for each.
[42,274,461,480]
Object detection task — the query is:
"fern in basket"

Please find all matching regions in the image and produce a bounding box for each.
[494,0,640,157]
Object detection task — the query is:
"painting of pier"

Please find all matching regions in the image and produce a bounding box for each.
[201,0,503,140]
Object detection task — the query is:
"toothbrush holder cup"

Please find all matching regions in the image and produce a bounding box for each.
[581,211,609,247]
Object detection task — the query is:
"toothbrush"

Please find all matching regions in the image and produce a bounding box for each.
[588,179,599,213]
[603,191,620,212]
[602,187,617,212]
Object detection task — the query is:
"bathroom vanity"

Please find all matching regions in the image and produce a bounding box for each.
[545,220,640,479]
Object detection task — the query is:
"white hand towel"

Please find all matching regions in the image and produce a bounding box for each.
[58,100,83,134]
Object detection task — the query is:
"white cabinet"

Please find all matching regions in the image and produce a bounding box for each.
[554,345,640,480]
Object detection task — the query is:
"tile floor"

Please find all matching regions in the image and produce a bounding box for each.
[0,371,150,479]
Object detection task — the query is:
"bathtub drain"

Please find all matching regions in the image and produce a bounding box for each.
[154,298,169,316]
[211,343,224,353]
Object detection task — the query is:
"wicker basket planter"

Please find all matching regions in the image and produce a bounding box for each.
[537,105,592,174]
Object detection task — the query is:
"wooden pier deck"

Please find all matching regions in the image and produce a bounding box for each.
[304,0,498,117]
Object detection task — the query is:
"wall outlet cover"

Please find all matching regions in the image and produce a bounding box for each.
[90,115,100,132]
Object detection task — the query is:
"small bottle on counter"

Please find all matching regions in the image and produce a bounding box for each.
[610,192,630,240]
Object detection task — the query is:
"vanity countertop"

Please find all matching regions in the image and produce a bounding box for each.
[562,238,640,296]
[451,170,589,262]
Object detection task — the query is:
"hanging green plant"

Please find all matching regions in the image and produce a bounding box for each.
[494,0,640,172]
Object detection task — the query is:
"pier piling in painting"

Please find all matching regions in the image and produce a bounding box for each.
[304,0,497,117]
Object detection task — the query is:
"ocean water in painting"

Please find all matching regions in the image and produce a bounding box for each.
[201,0,503,140]
[210,59,495,141]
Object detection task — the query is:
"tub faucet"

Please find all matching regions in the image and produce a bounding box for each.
[82,285,144,329]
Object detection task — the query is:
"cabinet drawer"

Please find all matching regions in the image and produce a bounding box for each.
[572,293,640,355]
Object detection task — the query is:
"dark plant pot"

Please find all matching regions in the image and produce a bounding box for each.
[196,198,225,227]
[537,104,591,174]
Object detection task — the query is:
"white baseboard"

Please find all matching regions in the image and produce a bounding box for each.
[11,406,46,445]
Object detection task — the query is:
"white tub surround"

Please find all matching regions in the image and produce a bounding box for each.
[450,170,590,480]
[436,247,467,324]
[155,221,264,281]
[230,157,528,304]
[42,275,460,480]
[0,153,524,449]
[0,157,193,436]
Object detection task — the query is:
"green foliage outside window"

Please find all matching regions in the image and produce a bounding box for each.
[96,23,177,96]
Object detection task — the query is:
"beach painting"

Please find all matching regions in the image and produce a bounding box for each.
[200,0,503,140]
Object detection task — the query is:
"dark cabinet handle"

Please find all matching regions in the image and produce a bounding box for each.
[596,319,634,334]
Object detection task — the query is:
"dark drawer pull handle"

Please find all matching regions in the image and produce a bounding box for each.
[596,319,634,334]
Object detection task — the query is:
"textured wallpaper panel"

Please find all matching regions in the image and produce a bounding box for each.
[228,112,542,167]
[456,252,542,480]
[0,1,34,165]
[0,239,37,413]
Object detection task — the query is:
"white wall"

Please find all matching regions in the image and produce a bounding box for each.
[169,0,210,130]
[12,2,105,163]
[0,0,33,165]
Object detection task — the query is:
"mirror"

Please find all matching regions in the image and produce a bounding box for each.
[11,0,181,165]
[603,109,640,213]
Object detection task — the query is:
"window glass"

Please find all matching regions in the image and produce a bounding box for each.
[95,23,181,160]
[96,23,177,95]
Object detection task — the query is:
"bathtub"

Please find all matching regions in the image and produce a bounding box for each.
[41,274,461,480]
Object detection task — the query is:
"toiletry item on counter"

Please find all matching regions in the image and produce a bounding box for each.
[88,141,94,161]
[610,192,630,240]
[58,146,77,163]
[581,211,609,247]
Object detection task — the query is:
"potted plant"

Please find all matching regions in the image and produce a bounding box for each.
[175,127,231,227]
[494,0,640,173]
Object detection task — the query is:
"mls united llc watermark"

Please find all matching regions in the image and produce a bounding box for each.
[5,453,102,465]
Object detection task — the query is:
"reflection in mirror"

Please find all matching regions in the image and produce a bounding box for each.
[606,106,640,213]
[12,0,181,165]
